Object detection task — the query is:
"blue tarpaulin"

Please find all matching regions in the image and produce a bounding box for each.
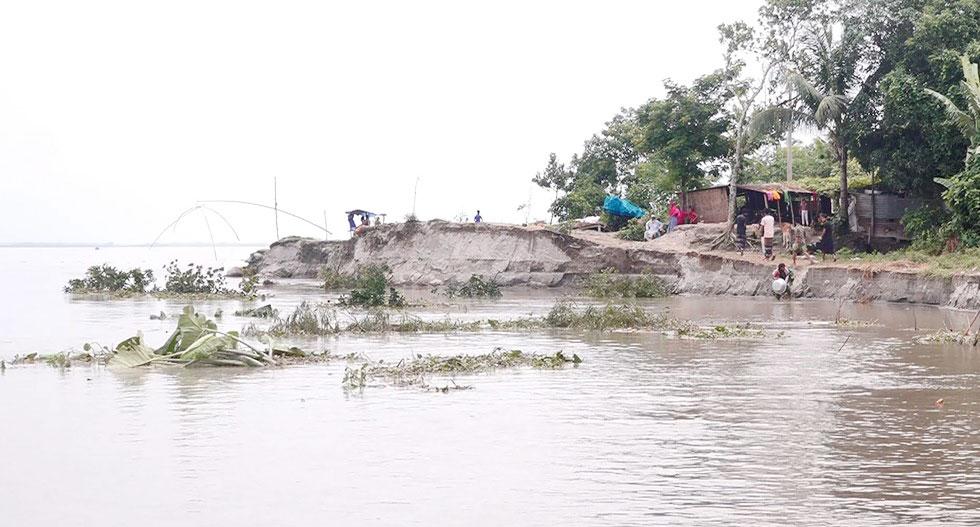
[602,195,646,218]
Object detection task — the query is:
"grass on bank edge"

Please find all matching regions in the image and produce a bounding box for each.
[835,247,980,277]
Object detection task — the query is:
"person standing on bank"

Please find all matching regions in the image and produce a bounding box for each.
[760,210,775,260]
[817,213,837,262]
[734,210,748,256]
[474,210,482,223]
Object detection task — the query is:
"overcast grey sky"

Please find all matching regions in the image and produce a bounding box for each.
[0,0,762,244]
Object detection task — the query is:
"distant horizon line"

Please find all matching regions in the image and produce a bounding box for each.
[0,242,271,248]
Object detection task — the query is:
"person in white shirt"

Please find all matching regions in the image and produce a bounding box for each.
[760,212,775,260]
[644,217,664,241]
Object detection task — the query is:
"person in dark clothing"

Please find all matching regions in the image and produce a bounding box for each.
[474,210,482,223]
[816,214,837,262]
[347,213,356,232]
[734,211,748,256]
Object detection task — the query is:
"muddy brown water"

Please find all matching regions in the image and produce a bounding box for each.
[2,247,980,526]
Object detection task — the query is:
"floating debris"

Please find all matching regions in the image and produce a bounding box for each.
[915,330,979,346]
[834,318,879,327]
[234,304,278,318]
[341,348,582,391]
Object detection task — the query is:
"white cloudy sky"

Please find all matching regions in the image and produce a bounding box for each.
[0,0,761,244]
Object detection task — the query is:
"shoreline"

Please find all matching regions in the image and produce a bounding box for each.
[245,220,980,310]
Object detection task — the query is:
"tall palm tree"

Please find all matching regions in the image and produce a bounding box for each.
[753,24,862,228]
[925,55,980,163]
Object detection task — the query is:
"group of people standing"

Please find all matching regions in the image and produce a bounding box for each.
[644,202,699,241]
[733,209,837,263]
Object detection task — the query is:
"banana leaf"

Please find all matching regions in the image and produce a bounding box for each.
[112,332,162,368]
[179,332,236,361]
[155,306,216,355]
[103,305,287,368]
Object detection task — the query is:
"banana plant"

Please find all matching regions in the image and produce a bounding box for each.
[925,55,980,163]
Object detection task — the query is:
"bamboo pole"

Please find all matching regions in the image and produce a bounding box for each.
[273,177,280,240]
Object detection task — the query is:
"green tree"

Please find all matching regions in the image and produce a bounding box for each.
[634,73,732,207]
[850,0,980,196]
[534,109,641,222]
[753,18,868,227]
[532,153,573,223]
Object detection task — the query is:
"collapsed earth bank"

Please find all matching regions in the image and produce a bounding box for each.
[245,220,980,310]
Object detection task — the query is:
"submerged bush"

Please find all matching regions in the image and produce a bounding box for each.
[442,275,502,299]
[339,264,406,307]
[238,267,260,299]
[544,301,666,330]
[162,260,234,294]
[583,268,668,298]
[65,265,155,293]
[346,310,483,333]
[263,301,339,336]
[321,266,357,290]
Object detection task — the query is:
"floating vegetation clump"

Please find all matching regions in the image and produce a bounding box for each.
[338,264,406,307]
[675,323,769,340]
[341,347,582,391]
[834,318,880,328]
[582,269,669,299]
[346,311,484,333]
[916,330,979,346]
[544,301,668,330]
[64,265,155,294]
[441,275,502,299]
[9,347,111,368]
[234,305,279,318]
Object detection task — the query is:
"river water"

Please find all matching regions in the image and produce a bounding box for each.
[2,246,980,526]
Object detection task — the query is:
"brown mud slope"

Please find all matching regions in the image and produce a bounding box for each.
[247,220,980,309]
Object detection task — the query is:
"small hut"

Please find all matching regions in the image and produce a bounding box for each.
[851,191,934,240]
[684,183,832,224]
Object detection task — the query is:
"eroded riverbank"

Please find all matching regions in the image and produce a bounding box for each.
[245,221,980,310]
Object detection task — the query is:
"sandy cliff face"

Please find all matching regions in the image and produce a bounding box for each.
[248,220,980,309]
[248,220,677,286]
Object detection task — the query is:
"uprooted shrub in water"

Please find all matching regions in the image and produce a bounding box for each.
[583,269,669,298]
[263,301,340,336]
[65,265,155,293]
[339,264,406,307]
[441,275,502,299]
[342,347,582,390]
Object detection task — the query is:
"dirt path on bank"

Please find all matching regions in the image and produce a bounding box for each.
[551,222,935,275]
